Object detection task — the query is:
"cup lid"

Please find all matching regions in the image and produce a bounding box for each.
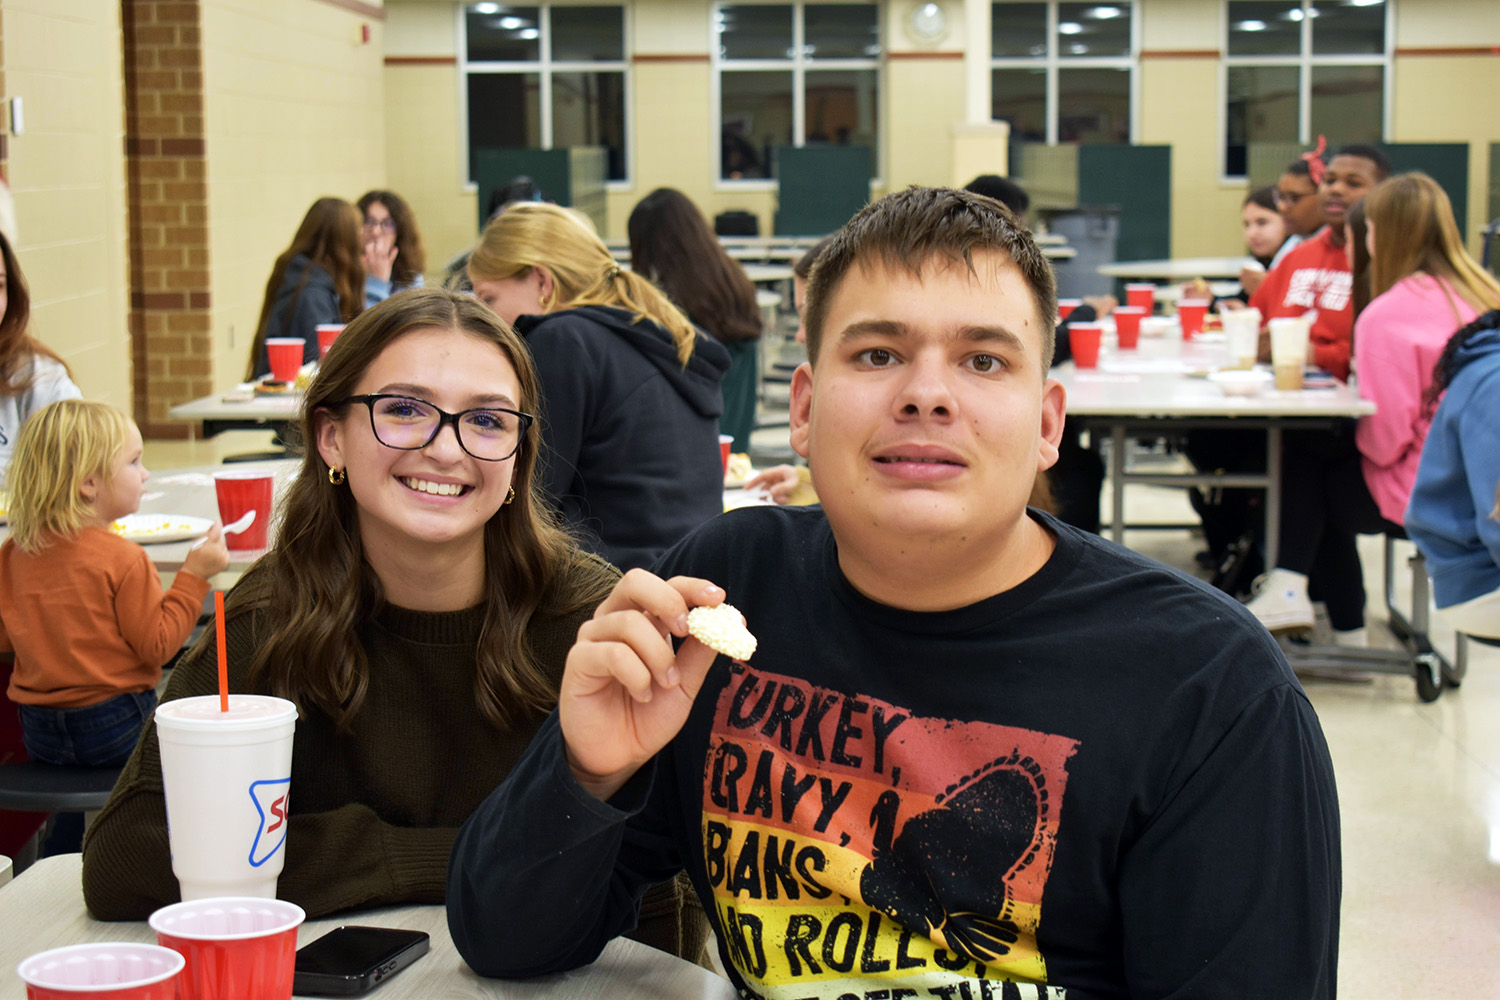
[155,694,296,731]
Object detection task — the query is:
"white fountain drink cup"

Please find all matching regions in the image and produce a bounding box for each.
[1221,307,1262,370]
[1269,315,1312,390]
[154,695,297,901]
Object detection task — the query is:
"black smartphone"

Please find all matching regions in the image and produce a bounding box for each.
[292,925,430,997]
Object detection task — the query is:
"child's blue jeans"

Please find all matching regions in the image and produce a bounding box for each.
[18,689,157,767]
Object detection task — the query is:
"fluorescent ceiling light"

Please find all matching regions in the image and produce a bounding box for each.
[1087,6,1122,18]
[473,3,500,14]
[517,27,539,39]
[1237,19,1268,30]
[497,16,527,30]
[1058,21,1084,34]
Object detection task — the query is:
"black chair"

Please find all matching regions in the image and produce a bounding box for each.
[1279,531,1464,702]
[0,762,123,814]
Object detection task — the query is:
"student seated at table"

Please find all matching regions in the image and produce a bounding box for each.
[1,401,228,849]
[1250,143,1390,382]
[1248,172,1500,642]
[80,290,707,960]
[468,202,730,571]
[1259,146,1330,280]
[961,174,1114,531]
[628,187,762,454]
[357,190,426,309]
[247,197,364,379]
[446,188,1341,997]
[1407,309,1500,639]
[0,230,81,485]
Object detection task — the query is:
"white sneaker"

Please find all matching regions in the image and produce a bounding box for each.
[1245,568,1315,631]
[1333,626,1368,648]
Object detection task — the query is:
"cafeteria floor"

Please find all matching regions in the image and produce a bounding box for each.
[144,437,1500,993]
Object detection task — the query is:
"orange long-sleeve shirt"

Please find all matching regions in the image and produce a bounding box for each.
[0,526,210,708]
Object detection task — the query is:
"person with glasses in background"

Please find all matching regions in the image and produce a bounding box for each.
[80,289,710,962]
[358,190,427,308]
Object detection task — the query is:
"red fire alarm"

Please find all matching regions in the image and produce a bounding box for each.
[360,23,371,44]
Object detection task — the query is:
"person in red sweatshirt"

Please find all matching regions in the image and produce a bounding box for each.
[1250,144,1391,381]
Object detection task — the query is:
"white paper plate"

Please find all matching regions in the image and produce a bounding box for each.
[110,513,215,544]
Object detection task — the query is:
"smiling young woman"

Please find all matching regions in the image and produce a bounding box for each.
[80,289,708,959]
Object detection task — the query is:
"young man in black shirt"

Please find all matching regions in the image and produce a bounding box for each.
[449,187,1340,998]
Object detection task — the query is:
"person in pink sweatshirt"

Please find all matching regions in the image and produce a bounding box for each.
[1248,172,1500,644]
[1354,173,1500,524]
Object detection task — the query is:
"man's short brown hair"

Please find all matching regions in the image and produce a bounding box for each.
[802,186,1057,370]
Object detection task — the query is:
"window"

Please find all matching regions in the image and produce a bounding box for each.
[462,4,630,184]
[713,3,881,183]
[991,2,1137,145]
[1223,0,1391,178]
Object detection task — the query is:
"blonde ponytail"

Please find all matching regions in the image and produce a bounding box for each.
[469,203,699,365]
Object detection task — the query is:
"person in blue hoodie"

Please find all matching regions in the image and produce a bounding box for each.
[1406,308,1500,639]
[468,202,730,571]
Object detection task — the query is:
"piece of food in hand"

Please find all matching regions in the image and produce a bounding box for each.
[687,603,757,661]
[724,452,754,484]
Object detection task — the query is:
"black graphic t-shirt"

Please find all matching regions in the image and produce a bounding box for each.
[448,508,1340,999]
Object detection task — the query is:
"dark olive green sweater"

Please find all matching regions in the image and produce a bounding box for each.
[80,583,706,960]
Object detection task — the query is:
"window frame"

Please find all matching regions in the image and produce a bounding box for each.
[989,0,1141,146]
[457,2,635,191]
[710,1,885,191]
[1219,0,1394,182]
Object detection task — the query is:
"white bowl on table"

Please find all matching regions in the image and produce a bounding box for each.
[1208,369,1273,397]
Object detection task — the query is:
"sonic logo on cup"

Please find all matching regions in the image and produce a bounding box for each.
[249,777,291,867]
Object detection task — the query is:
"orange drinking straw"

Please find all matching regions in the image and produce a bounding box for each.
[214,590,229,713]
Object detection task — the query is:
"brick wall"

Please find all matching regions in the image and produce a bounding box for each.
[123,0,210,438]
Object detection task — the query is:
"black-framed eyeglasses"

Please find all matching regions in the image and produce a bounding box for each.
[362,217,397,232]
[1275,189,1313,205]
[334,394,532,462]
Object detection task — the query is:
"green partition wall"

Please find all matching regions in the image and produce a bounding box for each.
[772,145,872,236]
[1077,145,1172,263]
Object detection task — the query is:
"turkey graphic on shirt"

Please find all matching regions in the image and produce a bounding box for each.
[703,662,1078,999]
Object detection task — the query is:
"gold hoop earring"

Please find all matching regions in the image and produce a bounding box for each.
[503,487,516,505]
[328,467,346,485]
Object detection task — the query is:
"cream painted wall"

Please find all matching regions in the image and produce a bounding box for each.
[202,0,386,387]
[1390,0,1500,245]
[3,0,131,407]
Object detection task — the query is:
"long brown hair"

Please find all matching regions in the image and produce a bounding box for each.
[358,190,427,288]
[0,230,70,394]
[1346,201,1372,322]
[468,201,700,365]
[246,197,364,380]
[627,188,761,344]
[209,288,613,730]
[1365,172,1500,319]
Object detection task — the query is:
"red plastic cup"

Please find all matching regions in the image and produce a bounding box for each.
[1057,298,1081,321]
[315,324,344,360]
[1125,283,1156,313]
[1069,322,1103,369]
[213,471,273,550]
[1177,298,1211,339]
[263,339,304,383]
[1112,306,1145,349]
[719,434,734,473]
[19,943,185,1000]
[150,898,304,1000]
